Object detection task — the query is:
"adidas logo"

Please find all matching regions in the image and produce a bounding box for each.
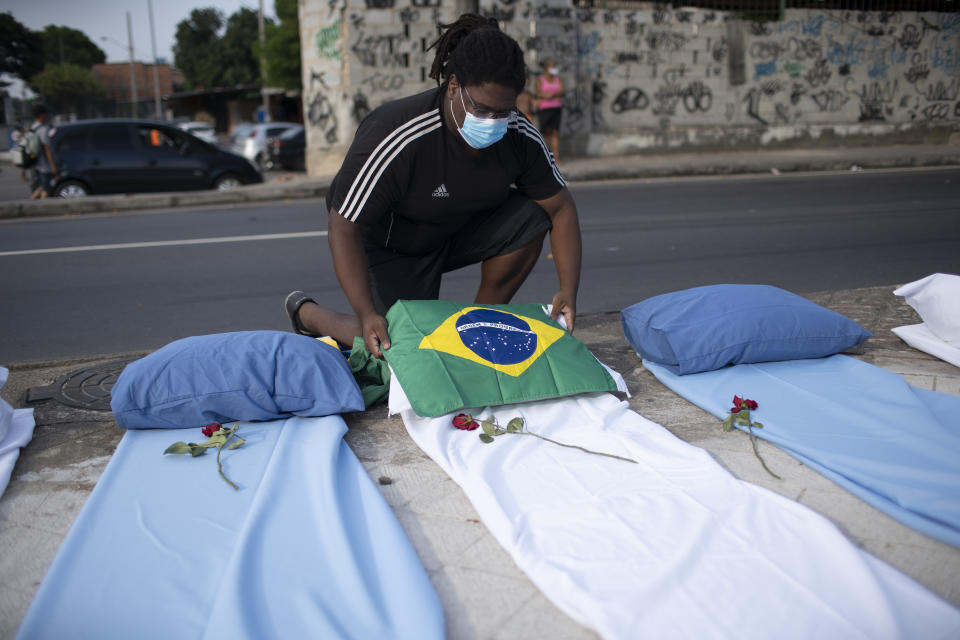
[432,184,450,198]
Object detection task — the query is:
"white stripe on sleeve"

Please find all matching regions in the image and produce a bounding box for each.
[338,110,441,222]
[511,118,566,187]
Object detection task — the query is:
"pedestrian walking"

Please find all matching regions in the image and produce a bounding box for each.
[27,105,60,199]
[535,59,565,163]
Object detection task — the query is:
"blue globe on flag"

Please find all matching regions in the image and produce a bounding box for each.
[455,309,538,366]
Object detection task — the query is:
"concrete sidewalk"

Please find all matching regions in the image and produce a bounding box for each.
[2,141,960,218]
[1,284,959,639]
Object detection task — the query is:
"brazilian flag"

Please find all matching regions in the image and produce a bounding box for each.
[383,300,619,417]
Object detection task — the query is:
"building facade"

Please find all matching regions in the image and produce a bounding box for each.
[92,62,185,118]
[298,1,960,174]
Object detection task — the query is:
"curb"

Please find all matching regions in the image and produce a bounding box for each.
[0,178,333,219]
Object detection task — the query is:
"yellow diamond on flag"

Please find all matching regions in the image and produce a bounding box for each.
[418,306,566,377]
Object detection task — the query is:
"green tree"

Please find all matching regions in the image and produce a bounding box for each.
[40,25,106,68]
[28,63,105,114]
[0,12,44,79]
[263,0,301,91]
[220,7,262,86]
[173,8,224,90]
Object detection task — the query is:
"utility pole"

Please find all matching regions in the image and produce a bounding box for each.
[147,0,162,119]
[126,12,138,118]
[258,0,270,123]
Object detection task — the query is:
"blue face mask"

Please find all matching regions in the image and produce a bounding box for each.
[452,87,510,149]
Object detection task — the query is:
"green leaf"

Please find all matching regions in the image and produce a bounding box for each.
[506,418,524,433]
[228,439,244,450]
[189,445,207,457]
[494,427,507,436]
[206,433,228,446]
[164,442,192,455]
[721,415,735,432]
[481,419,496,436]
[752,421,763,429]
[479,433,494,443]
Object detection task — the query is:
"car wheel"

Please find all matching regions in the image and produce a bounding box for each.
[214,173,243,191]
[254,153,266,172]
[54,180,90,198]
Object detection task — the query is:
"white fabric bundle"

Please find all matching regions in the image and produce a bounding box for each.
[892,274,960,367]
[398,391,960,639]
[0,367,36,499]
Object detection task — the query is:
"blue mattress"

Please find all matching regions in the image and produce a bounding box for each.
[644,355,960,548]
[17,416,444,640]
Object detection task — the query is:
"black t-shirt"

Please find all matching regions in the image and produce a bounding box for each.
[326,87,564,253]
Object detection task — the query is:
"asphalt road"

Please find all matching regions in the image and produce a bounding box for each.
[1,167,958,364]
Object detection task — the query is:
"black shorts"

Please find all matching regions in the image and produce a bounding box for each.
[362,190,552,314]
[538,107,563,133]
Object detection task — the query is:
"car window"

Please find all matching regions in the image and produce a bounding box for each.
[138,126,179,152]
[54,128,88,152]
[266,126,290,137]
[279,127,303,140]
[230,124,253,141]
[92,124,134,152]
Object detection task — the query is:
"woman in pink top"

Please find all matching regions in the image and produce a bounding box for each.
[536,59,565,162]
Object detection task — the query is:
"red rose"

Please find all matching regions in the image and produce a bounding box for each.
[730,407,741,413]
[733,395,743,407]
[746,399,758,410]
[201,422,221,437]
[453,413,476,430]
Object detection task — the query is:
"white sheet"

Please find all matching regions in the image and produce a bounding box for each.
[894,274,960,344]
[399,392,960,639]
[17,415,445,640]
[0,367,35,499]
[892,323,960,368]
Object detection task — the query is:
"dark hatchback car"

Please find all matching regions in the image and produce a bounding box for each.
[47,119,262,197]
[267,126,305,171]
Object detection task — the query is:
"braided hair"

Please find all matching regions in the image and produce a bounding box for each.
[427,14,526,94]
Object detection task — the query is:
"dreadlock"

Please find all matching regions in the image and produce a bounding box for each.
[427,14,526,94]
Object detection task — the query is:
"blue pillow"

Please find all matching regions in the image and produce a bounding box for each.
[621,285,872,375]
[110,331,365,429]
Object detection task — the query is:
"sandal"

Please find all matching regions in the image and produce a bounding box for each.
[284,291,320,337]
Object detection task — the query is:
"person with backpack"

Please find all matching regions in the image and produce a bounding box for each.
[22,105,60,199]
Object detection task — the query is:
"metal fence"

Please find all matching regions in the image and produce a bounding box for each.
[573,1,959,18]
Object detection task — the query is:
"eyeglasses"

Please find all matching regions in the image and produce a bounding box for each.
[462,86,517,121]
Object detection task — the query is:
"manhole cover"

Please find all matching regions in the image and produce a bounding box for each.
[24,358,137,411]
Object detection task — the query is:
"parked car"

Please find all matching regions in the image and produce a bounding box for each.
[268,125,305,171]
[231,122,300,170]
[46,119,262,197]
[176,121,218,145]
[229,122,255,148]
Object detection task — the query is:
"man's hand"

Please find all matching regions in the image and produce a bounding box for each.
[550,290,577,333]
[360,312,391,358]
[536,188,582,334]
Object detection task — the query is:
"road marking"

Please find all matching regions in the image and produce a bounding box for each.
[0,231,329,257]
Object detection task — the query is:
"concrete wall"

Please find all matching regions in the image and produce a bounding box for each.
[299,1,960,174]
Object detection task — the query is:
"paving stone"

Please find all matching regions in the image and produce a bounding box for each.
[429,566,540,639]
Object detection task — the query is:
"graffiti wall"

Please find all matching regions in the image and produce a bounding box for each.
[299,0,960,172]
